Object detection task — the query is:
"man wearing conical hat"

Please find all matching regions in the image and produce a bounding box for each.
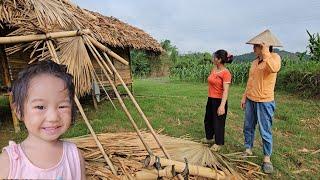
[240,29,282,174]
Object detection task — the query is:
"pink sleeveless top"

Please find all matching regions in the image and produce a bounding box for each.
[2,141,81,180]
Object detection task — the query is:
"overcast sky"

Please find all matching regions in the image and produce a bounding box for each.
[73,0,320,55]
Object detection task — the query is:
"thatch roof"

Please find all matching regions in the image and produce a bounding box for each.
[0,0,162,52]
[89,11,162,52]
[0,0,162,96]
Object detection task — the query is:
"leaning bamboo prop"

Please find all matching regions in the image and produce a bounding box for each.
[84,36,184,180]
[45,40,117,175]
[145,155,227,179]
[85,35,129,66]
[97,46,186,180]
[0,30,91,44]
[82,35,154,155]
[100,50,171,159]
[86,35,184,180]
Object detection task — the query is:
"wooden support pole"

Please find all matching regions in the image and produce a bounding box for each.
[0,29,91,44]
[82,36,154,155]
[0,45,20,132]
[86,35,129,66]
[46,40,118,175]
[92,92,98,110]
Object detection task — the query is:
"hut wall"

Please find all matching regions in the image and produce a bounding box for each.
[7,50,29,82]
[92,47,132,87]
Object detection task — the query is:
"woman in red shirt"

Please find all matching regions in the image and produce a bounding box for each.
[202,49,233,151]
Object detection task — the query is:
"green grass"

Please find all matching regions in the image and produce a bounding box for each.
[0,77,319,178]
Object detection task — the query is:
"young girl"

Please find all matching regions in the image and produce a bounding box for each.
[0,60,85,179]
[202,49,233,151]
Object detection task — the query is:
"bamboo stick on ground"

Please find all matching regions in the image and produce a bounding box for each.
[46,40,117,175]
[0,29,91,44]
[145,156,227,179]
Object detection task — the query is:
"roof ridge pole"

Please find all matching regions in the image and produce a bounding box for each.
[45,40,118,176]
[82,35,154,156]
[0,29,91,44]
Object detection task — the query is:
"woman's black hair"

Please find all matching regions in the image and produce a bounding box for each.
[269,46,273,53]
[214,49,233,64]
[11,60,76,123]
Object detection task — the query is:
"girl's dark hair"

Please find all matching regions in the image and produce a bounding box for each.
[12,60,76,123]
[214,49,233,64]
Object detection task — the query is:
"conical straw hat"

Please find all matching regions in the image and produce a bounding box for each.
[246,29,283,47]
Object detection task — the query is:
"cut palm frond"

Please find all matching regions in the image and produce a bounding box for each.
[57,36,94,96]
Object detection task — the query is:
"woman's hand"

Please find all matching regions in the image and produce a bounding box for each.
[217,105,225,116]
[261,42,271,58]
[241,96,246,110]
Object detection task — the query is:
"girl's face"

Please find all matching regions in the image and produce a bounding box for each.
[21,74,72,142]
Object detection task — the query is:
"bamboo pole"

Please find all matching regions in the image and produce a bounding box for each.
[45,40,118,175]
[86,35,129,66]
[0,45,20,132]
[0,29,91,44]
[82,36,154,155]
[134,167,175,180]
[145,156,227,179]
[8,95,20,133]
[101,51,171,159]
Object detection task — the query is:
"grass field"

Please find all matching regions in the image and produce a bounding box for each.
[0,78,319,179]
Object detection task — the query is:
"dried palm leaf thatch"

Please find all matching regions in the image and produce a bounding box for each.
[67,132,266,179]
[26,0,79,29]
[0,0,161,52]
[88,11,163,52]
[56,36,95,96]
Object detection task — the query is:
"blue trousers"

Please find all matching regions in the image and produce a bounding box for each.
[243,98,275,156]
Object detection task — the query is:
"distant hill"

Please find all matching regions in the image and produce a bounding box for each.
[234,49,307,63]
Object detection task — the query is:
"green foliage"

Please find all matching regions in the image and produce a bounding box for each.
[277,59,320,97]
[131,34,320,97]
[307,30,320,62]
[130,50,151,77]
[130,39,178,77]
[169,52,213,82]
[227,62,251,84]
[161,39,179,63]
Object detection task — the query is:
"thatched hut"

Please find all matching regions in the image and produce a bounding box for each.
[0,0,162,132]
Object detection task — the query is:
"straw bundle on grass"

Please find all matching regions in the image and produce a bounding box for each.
[67,132,266,179]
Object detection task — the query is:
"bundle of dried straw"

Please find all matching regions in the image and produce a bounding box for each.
[67,132,266,179]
